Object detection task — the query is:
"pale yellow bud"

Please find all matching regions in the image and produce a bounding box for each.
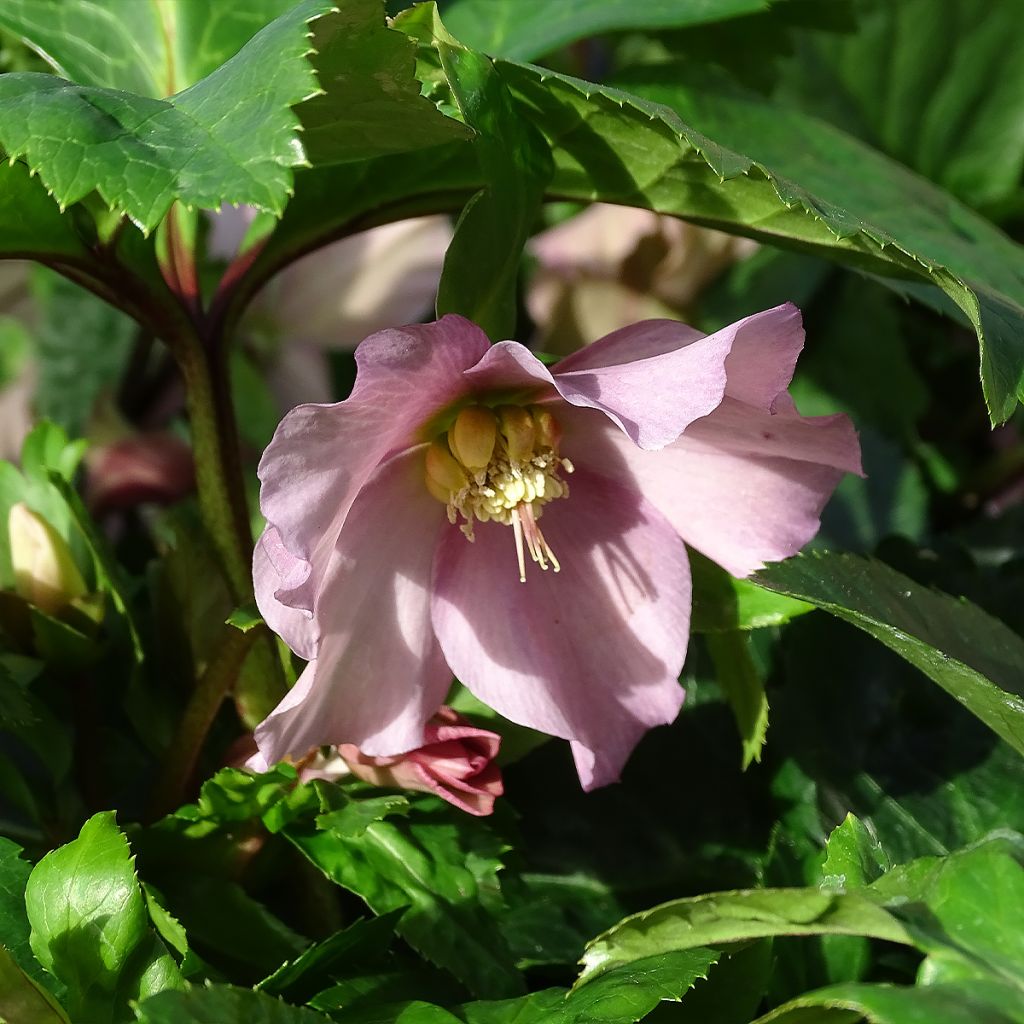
[448,407,497,471]
[497,405,536,462]
[425,441,467,500]
[8,503,87,615]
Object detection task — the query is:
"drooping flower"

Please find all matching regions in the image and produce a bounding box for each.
[209,208,452,408]
[253,306,861,789]
[527,203,755,353]
[285,706,503,816]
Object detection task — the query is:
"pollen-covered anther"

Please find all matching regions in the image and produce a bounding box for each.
[424,403,573,581]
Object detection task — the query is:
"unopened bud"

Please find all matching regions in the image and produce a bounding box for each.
[8,503,87,614]
[497,405,536,462]
[448,407,497,471]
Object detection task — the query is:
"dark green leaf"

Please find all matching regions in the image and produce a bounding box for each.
[0,0,332,232]
[0,837,48,987]
[0,0,298,95]
[868,840,1024,986]
[136,984,333,1024]
[501,58,1024,422]
[706,630,769,769]
[285,797,522,999]
[257,913,401,1002]
[580,887,911,984]
[756,552,1024,757]
[752,980,1024,1024]
[402,6,551,339]
[29,270,135,436]
[300,0,471,165]
[690,550,813,634]
[773,0,1024,211]
[24,812,183,1023]
[0,161,90,263]
[441,0,788,61]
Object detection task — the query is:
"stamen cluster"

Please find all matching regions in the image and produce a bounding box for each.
[424,403,573,581]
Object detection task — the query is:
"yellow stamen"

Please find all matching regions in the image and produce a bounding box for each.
[497,405,536,462]
[449,406,497,470]
[424,402,573,581]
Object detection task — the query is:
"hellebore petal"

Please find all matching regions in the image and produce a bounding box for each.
[550,305,805,451]
[256,317,490,643]
[431,467,689,790]
[561,396,861,579]
[254,451,451,765]
[253,527,319,660]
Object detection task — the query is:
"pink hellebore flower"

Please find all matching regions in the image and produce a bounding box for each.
[297,707,503,817]
[253,305,861,789]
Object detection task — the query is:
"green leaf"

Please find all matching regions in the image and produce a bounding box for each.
[0,161,90,263]
[705,630,769,769]
[226,604,264,634]
[772,0,1024,211]
[402,6,551,339]
[755,552,1024,758]
[689,549,813,633]
[25,812,183,1023]
[29,270,135,436]
[0,945,69,1024]
[0,0,333,232]
[285,796,522,999]
[869,840,1024,986]
[502,59,1024,422]
[441,0,788,61]
[0,837,50,988]
[0,0,299,95]
[752,980,1024,1024]
[136,984,333,1024]
[822,817,890,891]
[579,887,912,985]
[299,0,471,166]
[257,913,402,1002]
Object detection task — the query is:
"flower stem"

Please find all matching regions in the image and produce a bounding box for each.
[172,329,254,604]
[149,622,261,817]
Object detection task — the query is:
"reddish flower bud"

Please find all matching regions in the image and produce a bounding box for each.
[86,434,195,514]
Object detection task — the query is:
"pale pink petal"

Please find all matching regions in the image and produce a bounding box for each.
[431,467,689,790]
[462,341,559,395]
[553,318,706,370]
[717,303,806,411]
[253,451,451,765]
[257,316,490,636]
[548,305,806,447]
[560,399,860,579]
[253,528,318,661]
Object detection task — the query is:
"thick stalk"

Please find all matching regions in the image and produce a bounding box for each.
[149,622,261,817]
[173,330,254,603]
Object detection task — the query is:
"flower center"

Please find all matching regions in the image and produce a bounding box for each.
[424,403,574,582]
